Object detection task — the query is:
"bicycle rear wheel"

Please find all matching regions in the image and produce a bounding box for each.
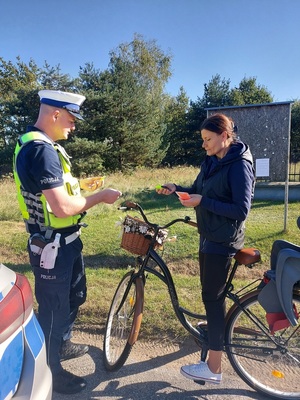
[103,271,144,371]
[225,289,300,399]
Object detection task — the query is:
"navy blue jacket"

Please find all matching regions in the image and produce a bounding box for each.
[176,141,255,255]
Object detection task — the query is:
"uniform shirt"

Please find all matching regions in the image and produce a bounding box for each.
[16,126,81,235]
[16,126,64,195]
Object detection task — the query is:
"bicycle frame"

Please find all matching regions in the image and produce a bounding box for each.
[129,243,263,346]
[145,248,206,339]
[117,202,274,352]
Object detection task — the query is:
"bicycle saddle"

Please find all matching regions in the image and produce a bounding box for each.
[275,248,300,326]
[234,248,261,266]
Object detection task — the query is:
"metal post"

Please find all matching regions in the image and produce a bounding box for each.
[284,103,292,231]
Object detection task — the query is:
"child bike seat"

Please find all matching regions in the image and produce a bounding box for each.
[275,248,300,326]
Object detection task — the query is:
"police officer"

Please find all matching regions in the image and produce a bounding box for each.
[13,90,122,394]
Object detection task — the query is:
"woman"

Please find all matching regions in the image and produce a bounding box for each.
[157,113,255,384]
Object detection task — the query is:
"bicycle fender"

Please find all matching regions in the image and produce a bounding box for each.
[128,277,144,345]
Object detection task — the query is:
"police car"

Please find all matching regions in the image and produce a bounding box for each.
[0,263,52,400]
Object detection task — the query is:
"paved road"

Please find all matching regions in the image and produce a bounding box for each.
[52,332,270,400]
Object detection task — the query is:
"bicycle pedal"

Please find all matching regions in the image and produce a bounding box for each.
[194,379,206,385]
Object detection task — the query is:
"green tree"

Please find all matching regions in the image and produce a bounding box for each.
[39,62,79,92]
[63,137,109,177]
[0,57,42,173]
[162,87,191,165]
[78,34,172,171]
[0,57,81,174]
[202,74,231,107]
[0,57,40,141]
[229,76,273,105]
[0,53,279,176]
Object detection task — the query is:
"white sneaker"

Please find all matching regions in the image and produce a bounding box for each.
[180,361,222,384]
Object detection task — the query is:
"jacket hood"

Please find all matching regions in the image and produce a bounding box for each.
[203,140,253,177]
[223,140,253,164]
[211,140,253,166]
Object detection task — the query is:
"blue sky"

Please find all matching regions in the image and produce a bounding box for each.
[0,0,299,102]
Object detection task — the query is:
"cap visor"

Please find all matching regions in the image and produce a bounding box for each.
[68,110,84,120]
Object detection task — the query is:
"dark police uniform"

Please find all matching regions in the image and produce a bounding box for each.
[14,126,86,374]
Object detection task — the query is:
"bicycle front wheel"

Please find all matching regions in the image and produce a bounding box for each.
[225,290,300,399]
[103,271,144,371]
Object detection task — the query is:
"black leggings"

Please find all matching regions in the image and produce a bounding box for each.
[199,251,232,351]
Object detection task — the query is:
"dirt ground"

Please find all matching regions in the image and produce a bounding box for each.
[52,330,270,400]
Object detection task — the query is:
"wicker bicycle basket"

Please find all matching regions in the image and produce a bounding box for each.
[121,215,168,256]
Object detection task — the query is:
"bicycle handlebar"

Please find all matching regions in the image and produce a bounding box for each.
[118,201,198,230]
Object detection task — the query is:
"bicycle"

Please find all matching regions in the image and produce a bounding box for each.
[103,201,300,399]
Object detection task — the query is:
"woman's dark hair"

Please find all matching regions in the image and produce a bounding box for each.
[200,113,237,139]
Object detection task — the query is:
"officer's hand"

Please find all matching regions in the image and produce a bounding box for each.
[99,188,122,204]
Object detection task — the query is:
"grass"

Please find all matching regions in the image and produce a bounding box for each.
[1,167,300,341]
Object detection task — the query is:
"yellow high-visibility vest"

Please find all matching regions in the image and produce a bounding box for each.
[13,131,84,231]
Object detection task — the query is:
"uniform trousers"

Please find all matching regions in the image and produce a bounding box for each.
[28,236,87,374]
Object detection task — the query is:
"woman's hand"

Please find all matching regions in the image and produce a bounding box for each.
[156,183,176,195]
[179,194,202,207]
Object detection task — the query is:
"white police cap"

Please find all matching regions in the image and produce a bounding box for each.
[38,90,86,120]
